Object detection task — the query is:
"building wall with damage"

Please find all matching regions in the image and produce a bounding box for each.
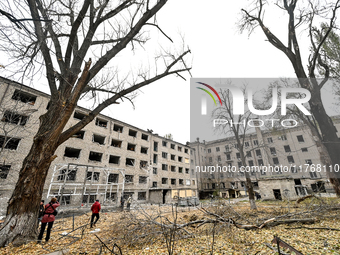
[0,77,197,214]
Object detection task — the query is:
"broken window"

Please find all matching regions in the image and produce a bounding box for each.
[153,154,158,164]
[253,140,258,146]
[305,159,313,165]
[297,135,305,142]
[72,130,85,139]
[287,155,295,163]
[106,192,117,201]
[141,133,148,141]
[284,145,291,152]
[58,195,71,205]
[113,124,123,133]
[258,159,264,165]
[162,152,167,159]
[179,179,184,185]
[248,160,254,166]
[108,173,119,183]
[236,153,241,159]
[154,141,158,152]
[245,141,250,147]
[208,149,211,153]
[291,166,297,173]
[74,111,86,120]
[140,160,148,168]
[301,147,308,152]
[171,165,176,172]
[217,155,221,162]
[256,149,262,156]
[111,139,122,148]
[95,118,108,128]
[267,137,273,143]
[171,179,176,185]
[152,182,157,187]
[162,141,167,147]
[87,171,100,181]
[88,151,102,162]
[171,144,175,149]
[125,175,134,183]
[178,156,183,162]
[153,167,157,174]
[138,192,146,200]
[178,146,182,152]
[0,135,21,150]
[310,171,317,178]
[185,148,188,153]
[126,158,135,166]
[311,182,326,193]
[57,168,77,181]
[64,147,81,158]
[93,134,105,145]
[270,147,276,155]
[246,151,251,157]
[0,165,10,179]
[129,129,137,137]
[82,195,96,204]
[185,168,189,174]
[216,147,220,152]
[162,178,168,184]
[127,143,136,151]
[280,135,287,140]
[162,164,168,171]
[226,154,231,160]
[178,167,183,173]
[252,182,258,187]
[171,154,175,160]
[109,155,120,164]
[12,90,36,104]
[1,111,29,126]
[139,176,147,184]
[140,147,148,154]
[273,157,279,165]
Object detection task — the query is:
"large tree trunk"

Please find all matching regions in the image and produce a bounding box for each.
[0,101,73,246]
[303,79,340,196]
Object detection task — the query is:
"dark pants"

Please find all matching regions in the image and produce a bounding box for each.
[127,203,131,210]
[91,213,99,227]
[38,221,54,242]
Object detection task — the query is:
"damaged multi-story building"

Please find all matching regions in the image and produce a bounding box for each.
[190,119,339,200]
[0,77,197,215]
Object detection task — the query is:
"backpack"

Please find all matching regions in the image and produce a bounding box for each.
[46,202,58,216]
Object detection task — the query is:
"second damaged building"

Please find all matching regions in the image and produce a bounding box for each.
[190,121,339,200]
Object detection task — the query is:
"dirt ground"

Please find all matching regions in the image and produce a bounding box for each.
[0,198,339,255]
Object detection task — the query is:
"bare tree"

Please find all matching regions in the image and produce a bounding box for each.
[0,0,191,246]
[240,0,340,195]
[212,83,257,210]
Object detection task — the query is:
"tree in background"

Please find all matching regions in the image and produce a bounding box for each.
[0,0,191,246]
[240,0,340,196]
[212,83,257,210]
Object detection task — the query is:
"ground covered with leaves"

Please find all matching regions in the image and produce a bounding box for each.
[0,197,340,255]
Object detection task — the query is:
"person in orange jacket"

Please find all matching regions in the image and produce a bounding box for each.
[90,199,101,228]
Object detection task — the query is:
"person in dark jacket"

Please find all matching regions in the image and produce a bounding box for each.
[38,197,60,243]
[90,199,101,228]
[37,200,45,226]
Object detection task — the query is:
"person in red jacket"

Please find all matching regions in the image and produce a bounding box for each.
[38,197,60,243]
[90,199,101,228]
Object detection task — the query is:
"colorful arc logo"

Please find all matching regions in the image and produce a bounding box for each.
[196,82,222,115]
